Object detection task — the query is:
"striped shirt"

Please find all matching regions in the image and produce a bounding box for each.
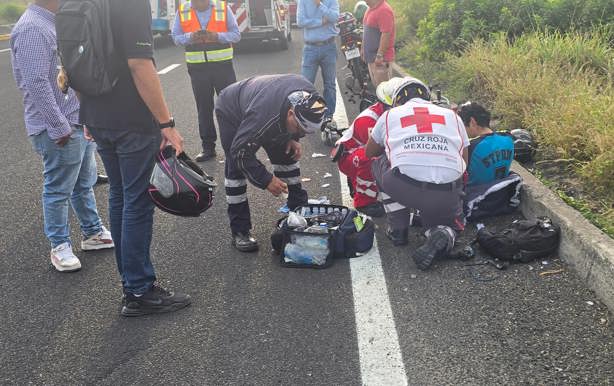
[10,4,79,140]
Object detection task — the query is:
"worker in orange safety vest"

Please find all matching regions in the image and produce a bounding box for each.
[172,0,241,161]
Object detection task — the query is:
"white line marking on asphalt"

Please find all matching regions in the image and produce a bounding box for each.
[334,79,408,386]
[0,48,10,53]
[157,63,181,75]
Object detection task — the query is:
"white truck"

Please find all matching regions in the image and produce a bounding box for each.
[150,0,180,36]
[150,0,292,49]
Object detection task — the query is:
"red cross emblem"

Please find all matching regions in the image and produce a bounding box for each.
[400,107,446,134]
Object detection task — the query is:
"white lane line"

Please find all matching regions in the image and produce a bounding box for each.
[157,63,181,75]
[334,79,408,386]
[0,48,10,54]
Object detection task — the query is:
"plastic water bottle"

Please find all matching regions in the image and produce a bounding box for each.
[294,234,329,250]
[284,242,329,266]
[284,243,313,264]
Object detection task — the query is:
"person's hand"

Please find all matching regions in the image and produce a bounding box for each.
[57,67,69,94]
[205,31,218,42]
[191,30,206,43]
[160,127,184,155]
[285,140,302,161]
[313,0,321,6]
[55,133,71,147]
[266,176,288,197]
[83,126,94,141]
[375,55,385,67]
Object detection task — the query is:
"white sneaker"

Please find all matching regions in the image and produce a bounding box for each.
[50,242,81,272]
[81,226,115,251]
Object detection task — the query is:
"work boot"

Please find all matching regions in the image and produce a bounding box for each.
[412,227,453,271]
[356,202,385,217]
[385,226,408,246]
[195,148,216,162]
[232,232,259,252]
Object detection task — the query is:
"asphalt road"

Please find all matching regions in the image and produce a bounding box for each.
[1,32,613,385]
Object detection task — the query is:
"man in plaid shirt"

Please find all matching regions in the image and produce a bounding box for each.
[10,0,114,273]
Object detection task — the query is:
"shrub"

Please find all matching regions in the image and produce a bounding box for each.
[440,31,614,194]
[0,3,25,24]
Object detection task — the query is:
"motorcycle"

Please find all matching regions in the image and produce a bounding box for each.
[319,12,375,146]
[337,12,375,111]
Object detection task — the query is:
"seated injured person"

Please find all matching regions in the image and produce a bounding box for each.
[457,102,514,186]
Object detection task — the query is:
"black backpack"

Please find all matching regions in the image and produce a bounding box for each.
[476,217,560,263]
[56,0,119,96]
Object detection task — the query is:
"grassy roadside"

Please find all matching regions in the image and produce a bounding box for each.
[0,0,26,25]
[338,0,613,237]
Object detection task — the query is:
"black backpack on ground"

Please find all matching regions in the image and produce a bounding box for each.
[56,0,119,96]
[476,217,560,263]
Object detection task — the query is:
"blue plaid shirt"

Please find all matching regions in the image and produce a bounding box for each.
[10,4,79,140]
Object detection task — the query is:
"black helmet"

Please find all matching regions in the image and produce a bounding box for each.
[510,128,536,163]
[149,147,217,217]
[288,90,327,133]
[393,77,430,106]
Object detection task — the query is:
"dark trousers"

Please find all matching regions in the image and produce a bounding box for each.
[371,155,465,232]
[217,112,308,234]
[88,127,161,295]
[187,61,237,151]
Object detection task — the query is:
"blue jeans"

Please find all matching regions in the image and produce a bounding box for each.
[301,41,337,117]
[88,127,160,295]
[30,127,102,248]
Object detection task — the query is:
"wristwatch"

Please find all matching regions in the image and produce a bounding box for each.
[158,117,175,130]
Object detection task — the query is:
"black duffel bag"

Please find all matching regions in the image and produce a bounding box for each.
[477,217,560,263]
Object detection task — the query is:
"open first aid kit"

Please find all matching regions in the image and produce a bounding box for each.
[271,204,375,268]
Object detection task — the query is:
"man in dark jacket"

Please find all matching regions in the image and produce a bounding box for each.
[215,74,327,252]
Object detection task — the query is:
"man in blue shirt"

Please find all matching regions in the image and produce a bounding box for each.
[458,102,514,186]
[297,0,339,126]
[11,0,114,273]
[172,0,241,162]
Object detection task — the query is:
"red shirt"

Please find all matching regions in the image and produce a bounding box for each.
[362,0,395,63]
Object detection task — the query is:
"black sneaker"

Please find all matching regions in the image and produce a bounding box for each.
[356,202,385,218]
[385,226,408,246]
[232,232,259,252]
[95,174,109,185]
[195,148,216,162]
[121,283,191,317]
[412,228,452,271]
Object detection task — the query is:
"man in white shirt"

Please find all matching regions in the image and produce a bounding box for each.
[365,77,469,270]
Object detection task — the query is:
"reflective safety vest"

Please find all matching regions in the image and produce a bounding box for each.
[179,0,233,63]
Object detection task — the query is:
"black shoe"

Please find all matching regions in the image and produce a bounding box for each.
[195,148,217,162]
[232,232,259,252]
[385,226,408,246]
[321,116,337,131]
[121,283,191,317]
[412,228,451,271]
[96,174,108,184]
[409,210,422,227]
[356,202,385,218]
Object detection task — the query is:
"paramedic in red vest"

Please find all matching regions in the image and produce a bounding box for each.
[335,77,405,217]
[172,0,240,162]
[366,77,470,271]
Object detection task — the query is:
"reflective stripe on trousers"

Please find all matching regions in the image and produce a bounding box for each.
[272,162,301,186]
[185,48,234,63]
[225,178,247,204]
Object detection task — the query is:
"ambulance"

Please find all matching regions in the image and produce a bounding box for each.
[150,0,292,49]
